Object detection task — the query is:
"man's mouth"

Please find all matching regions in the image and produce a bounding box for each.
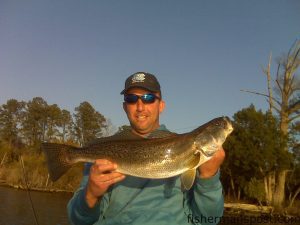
[136,115,147,121]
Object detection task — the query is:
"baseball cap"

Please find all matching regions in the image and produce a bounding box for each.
[120,72,161,95]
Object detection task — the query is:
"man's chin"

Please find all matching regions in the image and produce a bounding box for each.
[133,126,151,135]
[131,121,159,135]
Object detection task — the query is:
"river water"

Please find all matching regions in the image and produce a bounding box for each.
[0,186,72,225]
[1,185,299,225]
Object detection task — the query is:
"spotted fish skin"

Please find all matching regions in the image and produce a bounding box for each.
[42,116,233,190]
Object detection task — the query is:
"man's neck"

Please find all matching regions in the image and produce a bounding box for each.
[130,125,161,138]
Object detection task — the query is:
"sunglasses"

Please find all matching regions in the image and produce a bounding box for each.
[124,93,161,104]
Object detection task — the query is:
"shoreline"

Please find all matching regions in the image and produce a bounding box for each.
[224,203,273,214]
[223,203,300,218]
[0,181,73,194]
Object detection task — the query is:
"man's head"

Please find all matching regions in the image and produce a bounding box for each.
[120,72,161,96]
[121,72,165,136]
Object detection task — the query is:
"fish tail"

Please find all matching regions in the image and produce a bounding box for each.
[41,143,78,181]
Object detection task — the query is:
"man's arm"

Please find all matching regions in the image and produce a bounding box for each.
[67,160,125,225]
[67,164,101,225]
[189,149,225,225]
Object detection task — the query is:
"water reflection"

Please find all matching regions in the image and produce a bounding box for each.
[0,186,72,225]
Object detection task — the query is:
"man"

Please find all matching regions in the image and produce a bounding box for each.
[68,72,225,225]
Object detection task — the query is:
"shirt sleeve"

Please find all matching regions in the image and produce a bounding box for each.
[67,163,107,225]
[187,170,224,225]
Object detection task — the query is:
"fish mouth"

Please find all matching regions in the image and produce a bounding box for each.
[224,117,234,133]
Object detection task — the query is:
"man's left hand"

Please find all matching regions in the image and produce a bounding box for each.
[198,148,225,179]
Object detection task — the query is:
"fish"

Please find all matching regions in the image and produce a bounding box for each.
[42,116,233,190]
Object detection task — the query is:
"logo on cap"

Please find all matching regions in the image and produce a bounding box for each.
[132,73,145,83]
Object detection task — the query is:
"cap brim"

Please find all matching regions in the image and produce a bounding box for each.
[120,85,159,95]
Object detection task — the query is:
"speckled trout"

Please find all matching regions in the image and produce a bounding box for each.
[42,116,233,190]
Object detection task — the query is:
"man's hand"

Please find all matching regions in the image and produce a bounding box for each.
[198,148,225,179]
[85,159,125,208]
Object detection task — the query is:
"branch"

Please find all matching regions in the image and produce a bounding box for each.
[276,78,283,97]
[276,63,281,81]
[291,85,300,93]
[290,43,300,69]
[287,39,298,59]
[287,75,295,96]
[263,52,274,112]
[240,89,282,107]
[288,100,300,114]
[285,40,300,83]
[288,113,300,123]
[271,103,281,114]
[288,186,300,208]
[266,99,281,113]
[287,39,300,69]
[261,64,276,84]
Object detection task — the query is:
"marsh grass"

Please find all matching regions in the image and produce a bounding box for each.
[0,149,82,192]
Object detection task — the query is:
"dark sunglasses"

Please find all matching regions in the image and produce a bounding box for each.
[124,93,161,104]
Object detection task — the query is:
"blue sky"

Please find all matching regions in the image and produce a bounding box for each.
[0,0,299,133]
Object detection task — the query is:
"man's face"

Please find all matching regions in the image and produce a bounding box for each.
[123,88,165,136]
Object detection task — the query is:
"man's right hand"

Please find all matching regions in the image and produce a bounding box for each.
[85,159,125,208]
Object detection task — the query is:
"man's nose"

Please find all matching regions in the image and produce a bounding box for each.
[136,99,145,111]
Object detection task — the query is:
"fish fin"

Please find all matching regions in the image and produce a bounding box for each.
[41,143,78,182]
[180,169,196,191]
[196,152,212,168]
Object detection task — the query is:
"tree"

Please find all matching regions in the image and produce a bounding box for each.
[286,123,300,208]
[22,97,48,146]
[116,125,131,134]
[102,118,117,137]
[0,99,25,160]
[46,104,62,141]
[241,40,300,209]
[59,109,73,143]
[266,40,300,209]
[74,102,107,145]
[222,105,288,204]
[0,99,25,148]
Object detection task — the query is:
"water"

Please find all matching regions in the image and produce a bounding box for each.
[0,186,72,225]
[1,185,299,225]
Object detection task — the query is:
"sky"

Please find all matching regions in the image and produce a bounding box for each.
[0,0,299,133]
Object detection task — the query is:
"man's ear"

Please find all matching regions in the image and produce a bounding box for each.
[123,102,128,113]
[159,100,165,114]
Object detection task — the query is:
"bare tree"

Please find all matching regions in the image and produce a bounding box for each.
[242,40,300,210]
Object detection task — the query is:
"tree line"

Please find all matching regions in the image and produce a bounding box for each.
[0,97,108,150]
[0,98,111,191]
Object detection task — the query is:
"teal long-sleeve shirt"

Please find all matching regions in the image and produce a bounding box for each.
[67,127,224,225]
